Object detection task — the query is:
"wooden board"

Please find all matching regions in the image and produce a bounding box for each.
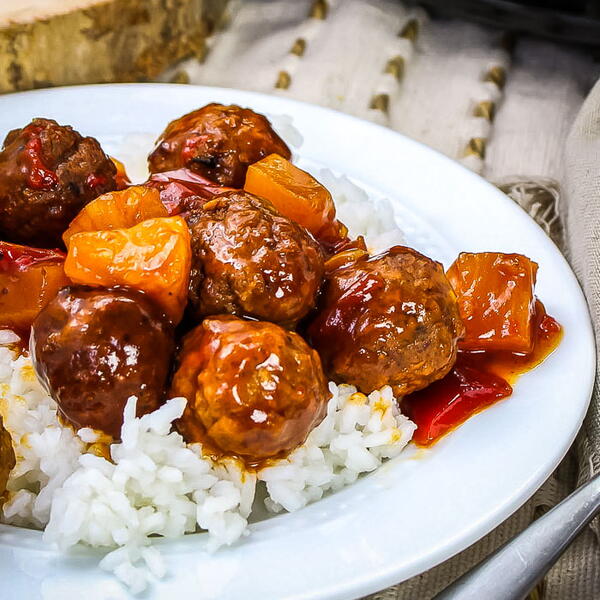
[0,0,227,93]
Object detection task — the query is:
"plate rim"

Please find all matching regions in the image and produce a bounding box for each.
[0,83,595,600]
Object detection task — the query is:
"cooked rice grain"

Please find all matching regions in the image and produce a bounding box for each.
[43,397,255,593]
[317,168,405,253]
[0,339,84,528]
[259,383,415,513]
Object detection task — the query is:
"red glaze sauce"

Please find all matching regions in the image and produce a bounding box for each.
[86,173,108,190]
[0,242,68,340]
[145,168,234,215]
[405,365,512,446]
[306,266,385,368]
[327,270,385,324]
[319,227,367,257]
[404,300,562,446]
[0,241,65,274]
[180,135,207,163]
[23,128,59,190]
[457,301,562,383]
[159,182,199,215]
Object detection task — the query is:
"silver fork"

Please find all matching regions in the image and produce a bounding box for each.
[433,472,600,600]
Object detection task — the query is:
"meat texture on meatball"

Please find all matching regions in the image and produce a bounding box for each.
[307,246,465,396]
[148,104,291,188]
[31,286,175,438]
[186,191,324,326]
[172,316,329,462]
[0,118,117,248]
[0,416,15,501]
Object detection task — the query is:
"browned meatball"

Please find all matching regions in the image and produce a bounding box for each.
[186,191,324,326]
[0,118,117,248]
[31,286,174,438]
[172,316,329,462]
[307,246,465,396]
[0,416,15,501]
[148,104,291,187]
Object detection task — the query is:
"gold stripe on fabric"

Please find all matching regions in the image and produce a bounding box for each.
[473,100,495,121]
[369,93,390,113]
[464,137,486,159]
[169,71,190,84]
[194,41,209,63]
[399,19,419,41]
[384,56,405,81]
[484,65,506,89]
[309,0,328,20]
[290,38,306,56]
[275,71,291,89]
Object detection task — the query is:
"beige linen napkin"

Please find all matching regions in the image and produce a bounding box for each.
[560,80,600,562]
[564,78,600,491]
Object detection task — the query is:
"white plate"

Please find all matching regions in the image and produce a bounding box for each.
[0,84,594,600]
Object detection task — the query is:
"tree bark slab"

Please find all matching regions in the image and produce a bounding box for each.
[0,0,227,93]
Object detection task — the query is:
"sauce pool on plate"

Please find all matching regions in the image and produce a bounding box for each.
[404,301,562,446]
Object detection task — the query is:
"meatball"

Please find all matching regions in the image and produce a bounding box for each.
[148,104,291,187]
[0,416,15,500]
[307,246,465,396]
[186,191,324,326]
[31,286,174,438]
[0,118,117,248]
[172,316,329,462]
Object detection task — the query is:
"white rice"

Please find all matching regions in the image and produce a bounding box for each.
[259,383,416,514]
[43,396,255,593]
[0,345,413,593]
[266,112,304,150]
[317,168,405,254]
[0,339,84,528]
[0,120,415,593]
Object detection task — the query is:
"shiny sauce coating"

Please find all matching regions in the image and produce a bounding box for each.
[0,242,69,335]
[31,286,175,438]
[404,301,562,446]
[0,117,117,248]
[0,242,65,273]
[148,104,291,188]
[172,315,329,467]
[307,246,464,397]
[24,128,59,190]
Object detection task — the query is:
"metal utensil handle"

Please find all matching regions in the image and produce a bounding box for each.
[433,473,600,600]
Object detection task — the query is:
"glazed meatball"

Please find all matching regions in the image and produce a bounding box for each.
[0,118,117,248]
[0,416,15,500]
[172,316,329,462]
[186,191,324,326]
[307,246,465,396]
[31,286,174,438]
[148,104,291,187]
